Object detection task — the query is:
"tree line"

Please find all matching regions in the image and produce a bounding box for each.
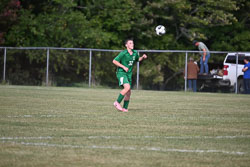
[0,0,249,89]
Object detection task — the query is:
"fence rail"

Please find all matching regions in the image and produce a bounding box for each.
[1,47,249,93]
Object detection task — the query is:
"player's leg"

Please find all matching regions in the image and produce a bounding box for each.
[122,89,131,112]
[120,83,130,95]
[114,83,130,111]
[122,77,132,112]
[114,73,130,111]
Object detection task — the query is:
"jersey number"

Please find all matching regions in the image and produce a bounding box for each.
[128,61,133,66]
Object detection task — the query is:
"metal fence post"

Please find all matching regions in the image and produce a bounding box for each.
[235,52,238,94]
[46,49,50,86]
[136,52,140,90]
[89,50,92,87]
[3,47,6,82]
[184,52,188,92]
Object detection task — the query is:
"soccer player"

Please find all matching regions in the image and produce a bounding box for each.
[113,39,147,112]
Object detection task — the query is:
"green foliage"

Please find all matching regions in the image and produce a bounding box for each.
[210,23,250,51]
[144,0,239,43]
[6,5,90,47]
[1,0,250,88]
[0,0,21,44]
[3,0,249,49]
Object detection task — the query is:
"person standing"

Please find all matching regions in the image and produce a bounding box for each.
[184,57,199,92]
[113,39,147,112]
[242,57,250,94]
[193,40,210,75]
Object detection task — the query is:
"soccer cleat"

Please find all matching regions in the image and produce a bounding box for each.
[114,101,122,111]
[122,108,128,112]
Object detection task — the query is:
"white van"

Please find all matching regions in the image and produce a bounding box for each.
[220,52,250,93]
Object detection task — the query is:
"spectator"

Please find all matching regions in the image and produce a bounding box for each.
[242,57,250,94]
[193,40,210,75]
[184,57,200,92]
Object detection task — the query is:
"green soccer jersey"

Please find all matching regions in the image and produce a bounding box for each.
[114,49,139,75]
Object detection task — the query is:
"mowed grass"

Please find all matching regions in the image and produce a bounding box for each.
[0,85,250,167]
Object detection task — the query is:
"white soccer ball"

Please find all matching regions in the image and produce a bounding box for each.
[155,25,166,36]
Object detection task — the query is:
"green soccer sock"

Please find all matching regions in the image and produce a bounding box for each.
[123,100,130,109]
[117,94,124,103]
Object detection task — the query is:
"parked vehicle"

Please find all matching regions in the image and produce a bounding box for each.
[197,63,223,92]
[197,52,250,93]
[220,52,250,93]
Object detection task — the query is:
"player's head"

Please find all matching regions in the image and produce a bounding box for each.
[125,39,134,50]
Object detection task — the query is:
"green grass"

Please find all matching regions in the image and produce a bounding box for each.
[0,85,250,167]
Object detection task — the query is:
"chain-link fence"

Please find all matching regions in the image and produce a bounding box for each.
[1,47,249,93]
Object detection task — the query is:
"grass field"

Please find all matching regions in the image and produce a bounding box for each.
[0,85,250,167]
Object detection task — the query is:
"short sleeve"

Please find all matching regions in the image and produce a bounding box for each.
[114,52,124,62]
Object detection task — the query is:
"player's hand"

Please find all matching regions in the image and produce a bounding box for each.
[143,54,147,59]
[123,66,129,72]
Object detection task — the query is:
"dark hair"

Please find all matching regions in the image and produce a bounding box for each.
[124,39,133,45]
[192,40,198,45]
[244,57,250,61]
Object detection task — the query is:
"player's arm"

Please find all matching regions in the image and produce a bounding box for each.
[139,54,147,62]
[112,59,128,72]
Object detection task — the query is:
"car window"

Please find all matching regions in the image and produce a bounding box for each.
[225,55,246,65]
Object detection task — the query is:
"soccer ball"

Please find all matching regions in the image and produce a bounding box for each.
[155,25,166,36]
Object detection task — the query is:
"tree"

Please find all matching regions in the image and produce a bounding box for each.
[143,0,238,44]
[5,0,89,47]
[2,0,250,89]
[137,0,242,89]
[0,0,21,45]
[210,0,250,51]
